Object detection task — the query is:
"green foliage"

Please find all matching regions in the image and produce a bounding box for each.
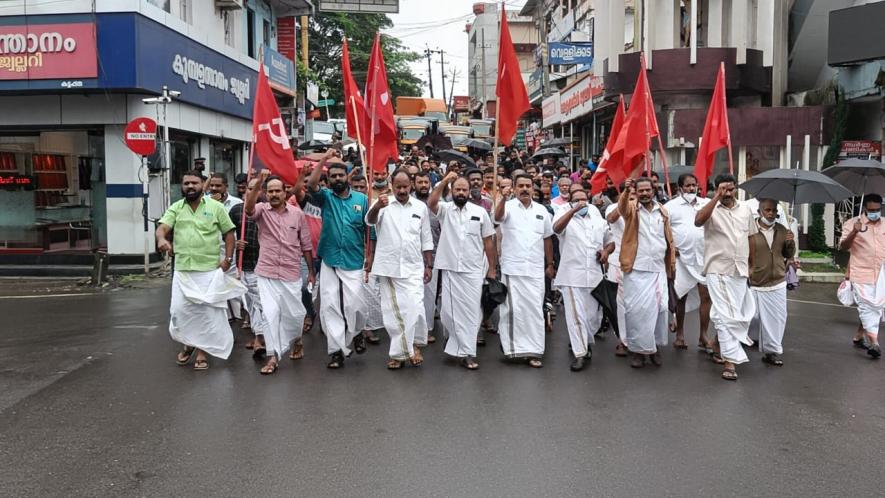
[305,12,422,117]
[809,87,849,252]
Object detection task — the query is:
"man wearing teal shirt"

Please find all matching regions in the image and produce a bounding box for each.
[305,150,370,368]
[156,171,244,371]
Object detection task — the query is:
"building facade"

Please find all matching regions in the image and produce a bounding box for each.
[0,0,307,266]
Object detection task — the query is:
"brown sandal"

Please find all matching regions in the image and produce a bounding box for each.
[410,348,424,366]
[721,368,738,381]
[673,338,688,350]
[260,359,278,375]
[193,359,209,371]
[387,359,404,369]
[289,341,304,360]
[176,347,196,365]
[528,358,543,368]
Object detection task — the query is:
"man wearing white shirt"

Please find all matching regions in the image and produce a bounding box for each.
[429,172,497,370]
[366,170,434,370]
[606,193,629,357]
[664,174,712,351]
[553,189,614,371]
[617,178,676,369]
[494,174,555,368]
[208,172,244,322]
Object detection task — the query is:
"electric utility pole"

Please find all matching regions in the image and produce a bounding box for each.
[424,46,435,98]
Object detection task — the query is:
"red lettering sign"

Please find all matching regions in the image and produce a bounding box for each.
[277,17,296,62]
[0,23,97,80]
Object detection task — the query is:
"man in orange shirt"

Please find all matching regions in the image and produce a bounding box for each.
[839,194,885,359]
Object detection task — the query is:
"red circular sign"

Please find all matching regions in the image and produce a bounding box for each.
[124,117,158,156]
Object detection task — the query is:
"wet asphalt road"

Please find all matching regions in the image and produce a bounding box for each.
[0,280,883,497]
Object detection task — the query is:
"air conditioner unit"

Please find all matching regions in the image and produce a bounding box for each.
[216,0,244,10]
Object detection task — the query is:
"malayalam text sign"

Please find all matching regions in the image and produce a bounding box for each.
[0,23,97,80]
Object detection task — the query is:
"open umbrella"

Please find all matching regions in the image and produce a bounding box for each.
[542,137,574,148]
[297,139,329,151]
[435,149,477,169]
[822,158,885,195]
[532,147,567,160]
[739,169,854,206]
[461,139,492,151]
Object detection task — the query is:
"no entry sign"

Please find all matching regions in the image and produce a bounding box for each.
[124,117,158,156]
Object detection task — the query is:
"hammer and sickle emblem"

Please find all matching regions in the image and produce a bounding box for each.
[257,118,290,150]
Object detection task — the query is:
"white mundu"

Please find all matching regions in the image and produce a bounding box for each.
[498,198,553,358]
[433,200,495,358]
[665,194,708,310]
[369,197,434,361]
[622,203,669,354]
[553,208,610,357]
[169,269,246,359]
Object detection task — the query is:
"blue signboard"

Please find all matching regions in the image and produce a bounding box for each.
[548,41,594,65]
[263,48,296,95]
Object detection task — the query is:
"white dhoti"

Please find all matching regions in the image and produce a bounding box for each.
[362,274,385,331]
[559,286,603,357]
[607,264,627,343]
[169,269,246,359]
[224,263,243,320]
[674,258,703,312]
[257,276,307,359]
[499,273,546,358]
[853,267,885,337]
[706,274,756,364]
[319,262,367,356]
[750,285,787,355]
[622,270,669,354]
[440,270,484,358]
[378,275,426,360]
[240,271,267,337]
[423,268,439,339]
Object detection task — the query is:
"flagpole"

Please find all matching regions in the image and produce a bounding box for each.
[238,45,263,275]
[350,93,372,265]
[492,119,500,211]
[721,63,735,175]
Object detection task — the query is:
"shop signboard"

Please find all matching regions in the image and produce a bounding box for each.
[263,47,296,96]
[453,95,469,112]
[124,117,158,156]
[542,92,561,128]
[0,22,97,81]
[277,17,297,62]
[559,74,603,123]
[839,140,882,160]
[548,41,593,66]
[0,173,35,190]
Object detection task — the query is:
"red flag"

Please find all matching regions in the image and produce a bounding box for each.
[694,62,732,196]
[607,55,655,185]
[342,38,367,144]
[590,95,626,196]
[252,63,298,185]
[363,33,398,173]
[495,7,531,146]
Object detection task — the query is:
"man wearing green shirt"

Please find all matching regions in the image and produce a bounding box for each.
[156,170,244,371]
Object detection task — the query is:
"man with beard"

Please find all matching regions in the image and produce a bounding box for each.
[234,173,248,198]
[156,171,245,371]
[245,170,315,375]
[481,167,496,213]
[305,153,370,369]
[618,178,675,369]
[694,174,758,381]
[208,172,244,322]
[465,168,492,212]
[371,167,391,200]
[366,170,434,369]
[414,171,441,345]
[495,174,555,368]
[229,179,265,350]
[665,174,713,351]
[554,188,614,370]
[430,171,496,369]
[351,174,384,345]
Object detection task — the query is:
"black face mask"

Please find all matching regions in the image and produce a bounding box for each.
[453,195,469,207]
[331,181,348,193]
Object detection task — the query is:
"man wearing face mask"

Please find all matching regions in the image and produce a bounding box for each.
[695,174,758,381]
[414,171,441,345]
[618,178,676,369]
[839,194,885,359]
[747,198,796,367]
[553,189,614,371]
[371,167,391,200]
[495,174,555,368]
[665,174,713,351]
[367,170,435,369]
[429,172,497,369]
[156,171,244,371]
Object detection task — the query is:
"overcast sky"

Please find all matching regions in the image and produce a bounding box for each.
[385,0,527,99]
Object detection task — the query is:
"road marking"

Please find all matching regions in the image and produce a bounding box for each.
[113,325,159,330]
[0,293,99,300]
[787,298,849,308]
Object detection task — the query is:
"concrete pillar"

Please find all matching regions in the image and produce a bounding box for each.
[690,0,698,64]
[644,0,653,68]
[608,0,625,73]
[738,145,747,201]
[105,125,151,256]
[707,0,723,47]
[770,0,790,106]
[802,134,810,233]
[730,0,748,64]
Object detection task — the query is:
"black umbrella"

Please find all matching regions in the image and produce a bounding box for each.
[481,278,508,315]
[542,137,574,147]
[297,139,329,151]
[461,139,492,151]
[532,147,567,160]
[435,149,477,168]
[739,168,854,205]
[416,133,453,152]
[822,158,885,195]
[591,272,619,337]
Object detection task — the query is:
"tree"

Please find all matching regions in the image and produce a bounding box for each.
[306,12,422,117]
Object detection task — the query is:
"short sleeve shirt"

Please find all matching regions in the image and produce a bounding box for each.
[159,197,235,272]
[433,201,495,274]
[665,195,709,269]
[499,198,554,277]
[313,188,369,271]
[368,197,434,279]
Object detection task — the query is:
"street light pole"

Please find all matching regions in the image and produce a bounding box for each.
[143,85,179,212]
